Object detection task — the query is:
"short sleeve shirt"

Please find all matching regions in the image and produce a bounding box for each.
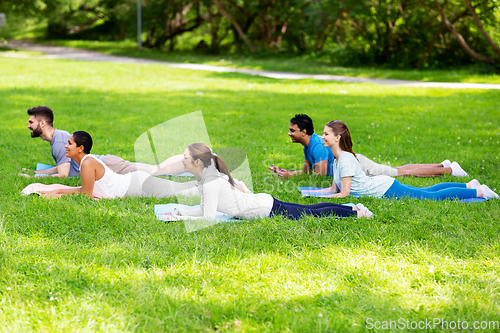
[303,133,335,176]
[333,151,394,197]
[51,129,80,177]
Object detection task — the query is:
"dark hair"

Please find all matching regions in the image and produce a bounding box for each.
[290,114,314,135]
[27,106,54,127]
[72,131,93,154]
[325,120,356,157]
[187,143,235,186]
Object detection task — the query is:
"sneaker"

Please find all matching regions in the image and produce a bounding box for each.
[480,185,499,199]
[468,179,481,190]
[441,159,451,168]
[450,162,468,177]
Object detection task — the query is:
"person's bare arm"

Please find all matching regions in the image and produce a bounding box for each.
[313,160,329,176]
[276,160,312,178]
[52,162,71,178]
[34,166,58,174]
[306,178,339,194]
[19,165,61,177]
[40,186,82,198]
[328,177,352,198]
[79,159,97,198]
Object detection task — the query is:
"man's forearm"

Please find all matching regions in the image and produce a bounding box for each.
[34,166,58,175]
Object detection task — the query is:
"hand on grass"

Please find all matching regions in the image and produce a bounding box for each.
[277,169,293,178]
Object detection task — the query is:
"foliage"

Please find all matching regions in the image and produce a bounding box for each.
[3,0,500,68]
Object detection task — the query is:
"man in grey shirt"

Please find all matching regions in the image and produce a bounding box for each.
[21,106,184,177]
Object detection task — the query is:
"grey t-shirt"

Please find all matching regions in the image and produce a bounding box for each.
[51,129,80,177]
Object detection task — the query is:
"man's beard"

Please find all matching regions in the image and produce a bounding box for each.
[30,126,42,138]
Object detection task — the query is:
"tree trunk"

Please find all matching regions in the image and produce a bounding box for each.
[213,0,255,53]
[434,0,497,64]
[464,0,500,58]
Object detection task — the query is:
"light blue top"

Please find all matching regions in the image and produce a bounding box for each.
[332,151,394,198]
[303,133,334,176]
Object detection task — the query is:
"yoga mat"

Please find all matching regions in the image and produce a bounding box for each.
[297,187,488,203]
[155,203,240,222]
[34,163,54,177]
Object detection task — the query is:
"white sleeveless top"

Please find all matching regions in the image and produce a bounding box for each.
[81,154,132,198]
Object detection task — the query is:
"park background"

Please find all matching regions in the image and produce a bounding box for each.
[1,0,500,332]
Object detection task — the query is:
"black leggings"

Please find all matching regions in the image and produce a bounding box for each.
[270,198,356,220]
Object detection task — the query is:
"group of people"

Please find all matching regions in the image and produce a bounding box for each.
[21,107,498,222]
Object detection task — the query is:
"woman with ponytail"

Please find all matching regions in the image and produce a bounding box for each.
[170,142,373,220]
[309,120,498,200]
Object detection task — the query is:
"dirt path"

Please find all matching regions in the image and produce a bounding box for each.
[5,40,500,90]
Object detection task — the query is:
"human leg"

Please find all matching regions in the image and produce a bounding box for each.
[357,154,398,177]
[384,180,477,200]
[396,166,452,177]
[152,154,184,176]
[397,163,444,171]
[421,182,467,192]
[140,175,198,198]
[270,199,357,220]
[103,155,154,174]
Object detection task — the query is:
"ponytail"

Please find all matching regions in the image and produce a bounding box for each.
[214,155,236,187]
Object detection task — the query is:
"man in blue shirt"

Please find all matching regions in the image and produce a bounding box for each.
[269,114,334,178]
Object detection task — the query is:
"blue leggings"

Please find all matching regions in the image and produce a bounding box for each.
[384,180,477,200]
[270,198,356,220]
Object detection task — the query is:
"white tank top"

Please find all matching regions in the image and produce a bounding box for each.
[81,154,132,198]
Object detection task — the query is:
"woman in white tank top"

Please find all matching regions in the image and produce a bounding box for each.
[22,131,198,199]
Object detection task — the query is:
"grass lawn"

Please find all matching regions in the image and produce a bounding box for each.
[36,39,500,85]
[0,56,499,332]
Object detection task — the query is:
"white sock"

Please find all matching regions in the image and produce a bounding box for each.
[450,162,468,177]
[468,179,481,190]
[441,159,451,168]
[480,185,499,199]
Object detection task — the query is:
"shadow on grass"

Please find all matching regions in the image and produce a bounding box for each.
[3,231,500,331]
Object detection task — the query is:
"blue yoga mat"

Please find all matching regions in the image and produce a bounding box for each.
[34,163,54,177]
[297,187,487,203]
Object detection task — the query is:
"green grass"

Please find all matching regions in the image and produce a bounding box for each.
[0,57,499,332]
[41,39,500,85]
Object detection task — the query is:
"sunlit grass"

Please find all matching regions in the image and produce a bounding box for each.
[0,57,499,332]
[39,39,500,84]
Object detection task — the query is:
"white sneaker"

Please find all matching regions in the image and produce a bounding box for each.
[441,159,451,168]
[450,162,468,177]
[480,185,499,199]
[468,179,481,190]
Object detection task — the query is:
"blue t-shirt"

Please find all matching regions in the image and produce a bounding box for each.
[303,133,334,176]
[332,151,394,198]
[51,129,80,177]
